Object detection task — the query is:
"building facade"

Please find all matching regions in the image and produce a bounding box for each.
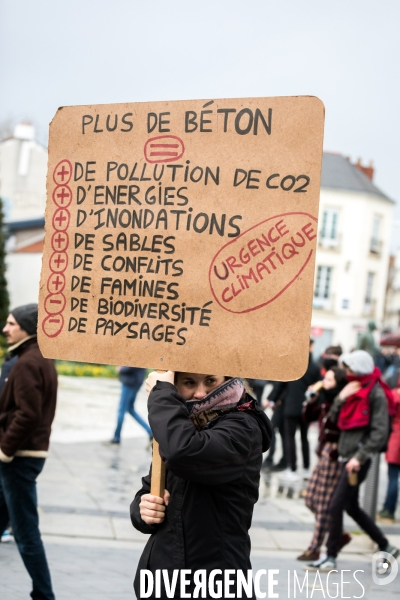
[5,218,45,308]
[384,249,400,332]
[311,153,394,356]
[0,123,47,222]
[0,123,47,308]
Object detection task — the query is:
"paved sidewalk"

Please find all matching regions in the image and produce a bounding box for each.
[1,376,399,599]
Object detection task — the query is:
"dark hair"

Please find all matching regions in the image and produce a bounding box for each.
[174,373,254,395]
[324,345,343,357]
[328,366,347,387]
[175,373,231,382]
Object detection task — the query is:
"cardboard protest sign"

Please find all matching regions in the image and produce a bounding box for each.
[38,96,324,380]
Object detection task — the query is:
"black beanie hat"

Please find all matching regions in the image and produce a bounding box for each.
[11,303,38,336]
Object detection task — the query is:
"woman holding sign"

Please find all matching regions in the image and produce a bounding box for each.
[130,371,272,600]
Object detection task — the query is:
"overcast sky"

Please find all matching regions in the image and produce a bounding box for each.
[1,0,399,237]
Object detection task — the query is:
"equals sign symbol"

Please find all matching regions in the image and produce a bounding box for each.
[144,135,185,163]
[149,143,179,158]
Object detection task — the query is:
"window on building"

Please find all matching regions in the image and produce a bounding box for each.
[314,266,333,300]
[365,272,374,304]
[321,209,339,240]
[320,209,339,247]
[370,215,381,253]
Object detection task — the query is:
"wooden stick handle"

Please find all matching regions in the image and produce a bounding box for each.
[150,370,167,497]
[151,439,166,497]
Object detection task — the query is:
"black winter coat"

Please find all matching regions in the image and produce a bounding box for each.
[271,354,321,417]
[130,382,272,599]
[302,385,345,457]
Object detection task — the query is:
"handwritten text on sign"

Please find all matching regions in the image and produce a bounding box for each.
[209,213,317,313]
[38,97,324,380]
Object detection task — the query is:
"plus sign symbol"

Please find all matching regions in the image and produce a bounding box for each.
[53,159,72,185]
[47,272,66,294]
[49,251,68,274]
[42,313,64,338]
[52,208,71,232]
[44,293,66,315]
[53,185,72,208]
[51,231,69,253]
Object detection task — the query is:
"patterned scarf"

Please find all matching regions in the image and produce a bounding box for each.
[185,377,249,430]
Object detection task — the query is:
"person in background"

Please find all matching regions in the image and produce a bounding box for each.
[0,343,18,544]
[393,346,400,370]
[110,367,150,444]
[275,341,321,481]
[298,366,350,561]
[380,347,399,389]
[378,385,400,522]
[357,320,378,358]
[247,378,266,406]
[0,349,18,392]
[307,350,398,572]
[375,346,393,375]
[319,345,342,376]
[0,304,58,599]
[261,382,287,471]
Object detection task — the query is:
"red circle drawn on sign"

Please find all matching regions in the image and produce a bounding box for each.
[51,231,69,253]
[52,185,73,209]
[144,135,185,164]
[52,208,71,232]
[47,272,66,295]
[208,212,318,315]
[53,159,73,185]
[42,313,64,338]
[49,251,68,274]
[44,293,66,315]
[43,157,72,338]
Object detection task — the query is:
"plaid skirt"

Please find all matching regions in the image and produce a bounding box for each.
[305,442,343,552]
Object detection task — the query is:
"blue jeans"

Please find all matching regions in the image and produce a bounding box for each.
[0,457,55,600]
[113,383,152,440]
[383,463,400,514]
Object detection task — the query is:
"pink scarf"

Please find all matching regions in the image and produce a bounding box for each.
[185,378,248,430]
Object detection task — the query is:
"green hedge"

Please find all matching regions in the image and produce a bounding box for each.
[0,344,7,363]
[56,361,118,378]
[0,353,148,379]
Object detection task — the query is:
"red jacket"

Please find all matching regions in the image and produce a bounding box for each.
[386,389,400,465]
